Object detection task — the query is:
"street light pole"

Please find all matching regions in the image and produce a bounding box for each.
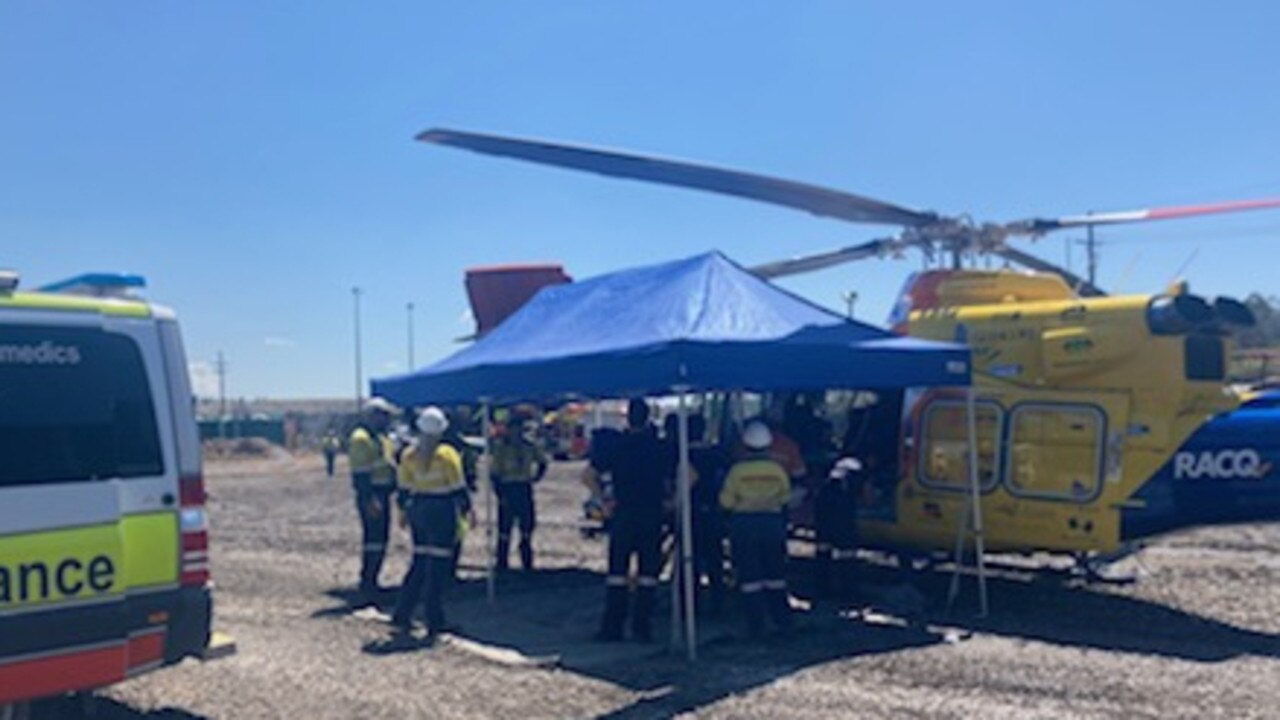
[407,301,416,370]
[353,286,363,411]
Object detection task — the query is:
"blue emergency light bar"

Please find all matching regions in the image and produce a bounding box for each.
[40,272,147,298]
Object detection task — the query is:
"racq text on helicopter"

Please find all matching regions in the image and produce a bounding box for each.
[421,127,1280,561]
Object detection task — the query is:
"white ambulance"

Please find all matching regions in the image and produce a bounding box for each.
[0,272,213,717]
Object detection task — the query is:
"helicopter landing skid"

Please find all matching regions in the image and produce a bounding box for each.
[1068,546,1145,586]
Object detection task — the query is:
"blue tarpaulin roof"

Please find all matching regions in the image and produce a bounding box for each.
[373,252,970,406]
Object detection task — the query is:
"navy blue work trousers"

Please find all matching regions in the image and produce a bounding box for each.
[496,481,536,570]
[355,484,393,594]
[392,496,460,631]
[729,512,791,633]
[601,511,663,639]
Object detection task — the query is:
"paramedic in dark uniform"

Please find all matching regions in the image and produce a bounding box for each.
[721,419,793,636]
[392,406,471,638]
[582,398,674,642]
[348,397,398,601]
[815,457,862,600]
[492,412,549,571]
[686,413,729,612]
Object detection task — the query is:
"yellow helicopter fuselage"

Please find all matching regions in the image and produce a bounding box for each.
[859,270,1239,554]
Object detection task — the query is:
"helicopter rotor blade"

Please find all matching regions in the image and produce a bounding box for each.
[1009,196,1280,235]
[991,245,1106,297]
[749,239,899,279]
[418,128,937,228]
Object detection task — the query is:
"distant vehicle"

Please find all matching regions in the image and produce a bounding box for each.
[422,128,1280,572]
[0,272,213,715]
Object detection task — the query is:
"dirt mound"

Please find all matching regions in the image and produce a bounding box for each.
[203,437,282,460]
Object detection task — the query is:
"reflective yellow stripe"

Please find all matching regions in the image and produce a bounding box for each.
[0,523,124,611]
[0,511,178,613]
[121,512,179,590]
[0,291,150,318]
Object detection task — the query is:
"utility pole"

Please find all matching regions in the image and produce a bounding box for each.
[215,351,228,439]
[406,301,416,369]
[215,351,228,418]
[841,291,859,319]
[1086,221,1098,287]
[353,287,364,411]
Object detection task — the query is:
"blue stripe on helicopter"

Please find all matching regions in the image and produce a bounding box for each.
[1122,403,1280,541]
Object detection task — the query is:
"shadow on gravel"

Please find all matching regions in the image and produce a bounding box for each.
[912,567,1280,662]
[32,696,206,720]
[308,556,1279,718]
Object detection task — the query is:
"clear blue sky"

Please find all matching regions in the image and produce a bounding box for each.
[3,2,1279,399]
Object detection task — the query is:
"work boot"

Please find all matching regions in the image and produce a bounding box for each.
[519,539,534,571]
[495,538,511,572]
[632,585,655,641]
[598,586,628,641]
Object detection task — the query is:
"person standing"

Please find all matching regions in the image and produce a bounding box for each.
[348,397,398,602]
[687,414,729,613]
[392,406,471,639]
[322,428,341,478]
[492,412,549,571]
[721,420,793,637]
[583,398,674,642]
[814,457,862,600]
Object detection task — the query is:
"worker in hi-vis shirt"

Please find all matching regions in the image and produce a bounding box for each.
[348,397,398,602]
[391,406,472,638]
[720,419,793,637]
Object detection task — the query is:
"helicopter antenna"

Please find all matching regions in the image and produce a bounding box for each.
[1170,248,1201,283]
[1113,251,1145,295]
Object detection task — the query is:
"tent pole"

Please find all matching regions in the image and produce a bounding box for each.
[965,386,989,617]
[677,391,697,660]
[481,401,495,605]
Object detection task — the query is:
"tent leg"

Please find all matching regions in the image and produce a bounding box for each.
[482,401,495,605]
[677,392,697,660]
[946,387,989,617]
[965,387,989,617]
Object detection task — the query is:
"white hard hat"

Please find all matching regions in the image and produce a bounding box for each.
[742,420,773,451]
[830,457,864,480]
[416,406,449,436]
[364,397,398,415]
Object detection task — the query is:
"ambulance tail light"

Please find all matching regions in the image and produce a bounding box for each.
[180,473,210,587]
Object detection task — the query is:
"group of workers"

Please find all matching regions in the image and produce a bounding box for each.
[339,394,866,643]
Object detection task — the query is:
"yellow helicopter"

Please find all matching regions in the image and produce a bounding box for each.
[419,128,1280,564]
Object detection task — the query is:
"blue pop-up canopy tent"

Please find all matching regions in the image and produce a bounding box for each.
[374,251,969,405]
[373,251,984,658]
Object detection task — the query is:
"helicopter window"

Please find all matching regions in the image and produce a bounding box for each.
[1006,403,1105,503]
[917,400,1002,493]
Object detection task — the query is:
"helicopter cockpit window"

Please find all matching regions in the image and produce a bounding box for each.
[917,400,1002,492]
[1006,403,1105,502]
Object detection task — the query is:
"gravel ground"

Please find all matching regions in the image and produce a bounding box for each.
[36,453,1280,719]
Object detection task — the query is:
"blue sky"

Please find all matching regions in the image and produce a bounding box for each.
[3,2,1279,398]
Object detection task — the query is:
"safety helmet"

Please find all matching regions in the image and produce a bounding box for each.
[742,420,773,451]
[364,396,398,415]
[829,457,864,480]
[416,406,449,436]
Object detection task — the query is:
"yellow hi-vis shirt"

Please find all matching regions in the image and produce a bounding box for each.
[349,427,396,486]
[398,442,465,496]
[720,456,791,514]
[492,438,547,483]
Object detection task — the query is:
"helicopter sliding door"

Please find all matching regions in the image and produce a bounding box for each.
[990,390,1130,552]
[1005,403,1108,503]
